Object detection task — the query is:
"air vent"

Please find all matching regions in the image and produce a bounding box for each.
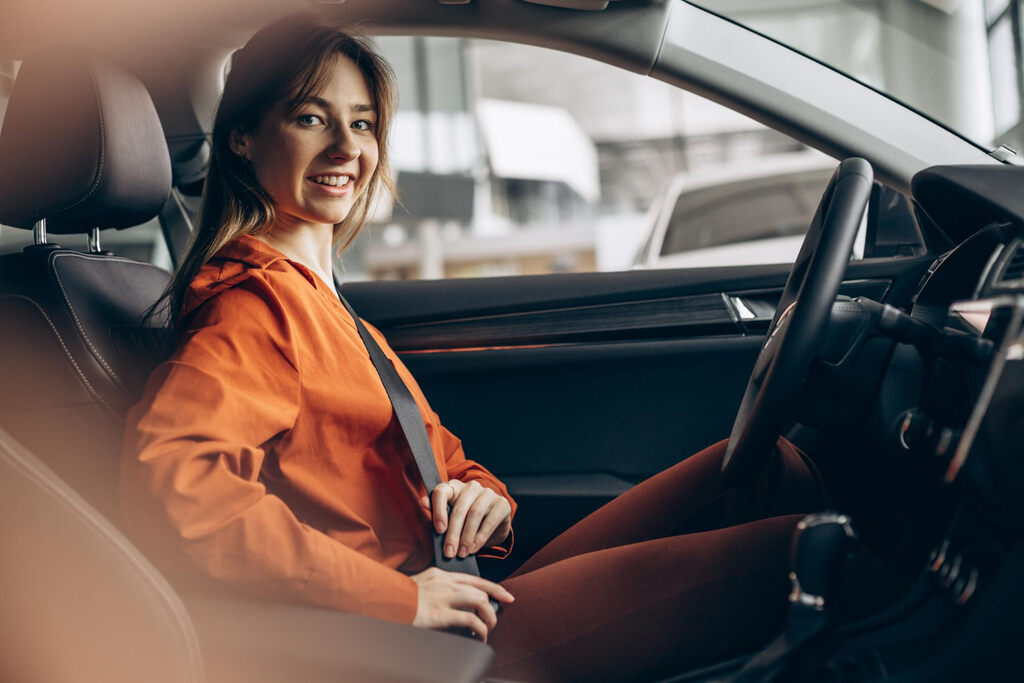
[1002,242,1024,284]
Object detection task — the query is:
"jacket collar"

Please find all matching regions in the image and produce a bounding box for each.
[212,233,290,269]
[182,234,303,319]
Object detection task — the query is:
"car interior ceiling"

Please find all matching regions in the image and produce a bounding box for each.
[2,2,1024,683]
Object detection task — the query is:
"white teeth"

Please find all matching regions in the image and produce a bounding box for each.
[312,175,351,186]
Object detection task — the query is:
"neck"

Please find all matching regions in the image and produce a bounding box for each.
[259,219,337,293]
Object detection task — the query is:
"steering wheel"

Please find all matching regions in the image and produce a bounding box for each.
[721,157,874,484]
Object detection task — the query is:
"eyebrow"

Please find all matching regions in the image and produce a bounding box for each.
[301,95,376,115]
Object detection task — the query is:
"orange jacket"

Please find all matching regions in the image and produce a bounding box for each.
[121,234,516,624]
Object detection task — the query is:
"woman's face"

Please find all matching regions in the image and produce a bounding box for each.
[233,55,380,231]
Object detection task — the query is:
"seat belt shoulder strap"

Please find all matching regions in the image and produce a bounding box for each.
[336,291,481,577]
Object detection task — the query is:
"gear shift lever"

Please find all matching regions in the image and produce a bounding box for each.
[788,512,857,612]
[725,513,857,683]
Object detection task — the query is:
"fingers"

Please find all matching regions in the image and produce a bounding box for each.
[473,498,511,553]
[460,495,498,556]
[410,568,514,643]
[428,481,460,534]
[450,608,490,642]
[435,481,509,558]
[459,488,509,556]
[429,483,451,534]
[449,571,516,605]
[450,585,499,632]
[457,493,490,558]
[445,481,484,558]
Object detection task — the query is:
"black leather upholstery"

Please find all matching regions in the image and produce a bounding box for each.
[0,248,172,414]
[0,46,172,232]
[0,45,201,682]
[0,46,174,515]
[0,246,171,518]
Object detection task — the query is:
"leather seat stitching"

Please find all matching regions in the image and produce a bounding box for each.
[52,63,107,214]
[1,293,119,416]
[51,250,154,394]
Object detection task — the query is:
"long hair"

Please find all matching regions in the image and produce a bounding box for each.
[156,13,397,331]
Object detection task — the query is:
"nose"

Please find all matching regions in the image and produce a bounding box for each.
[327,127,360,161]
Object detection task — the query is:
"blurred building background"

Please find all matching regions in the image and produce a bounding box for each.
[353,32,806,280]
[343,0,1024,280]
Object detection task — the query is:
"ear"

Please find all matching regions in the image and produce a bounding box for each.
[229,127,253,161]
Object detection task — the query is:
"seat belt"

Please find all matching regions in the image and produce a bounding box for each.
[335,293,487,580]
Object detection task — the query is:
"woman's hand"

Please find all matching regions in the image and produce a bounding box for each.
[420,480,512,559]
[410,567,515,642]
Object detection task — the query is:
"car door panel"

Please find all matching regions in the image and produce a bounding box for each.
[403,335,763,573]
[342,256,933,570]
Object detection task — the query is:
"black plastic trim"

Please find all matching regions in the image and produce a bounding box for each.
[376,277,896,351]
[384,292,736,350]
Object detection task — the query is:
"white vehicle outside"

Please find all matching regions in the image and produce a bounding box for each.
[634,151,839,269]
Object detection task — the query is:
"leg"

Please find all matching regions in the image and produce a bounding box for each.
[490,515,804,682]
[508,438,823,579]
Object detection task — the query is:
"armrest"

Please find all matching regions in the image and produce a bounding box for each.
[184,594,494,683]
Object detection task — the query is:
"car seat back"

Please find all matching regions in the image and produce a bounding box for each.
[0,42,206,682]
[0,47,173,520]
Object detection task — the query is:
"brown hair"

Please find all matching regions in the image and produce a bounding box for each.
[158,13,397,330]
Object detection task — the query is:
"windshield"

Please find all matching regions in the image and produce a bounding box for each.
[689,0,1024,156]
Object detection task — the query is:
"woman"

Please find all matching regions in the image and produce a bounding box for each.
[122,14,824,681]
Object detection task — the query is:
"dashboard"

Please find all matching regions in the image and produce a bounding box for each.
[910,164,1024,309]
[905,164,1024,512]
[876,166,1024,518]
[798,164,1024,679]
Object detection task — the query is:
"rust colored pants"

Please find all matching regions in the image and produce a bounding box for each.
[488,438,826,682]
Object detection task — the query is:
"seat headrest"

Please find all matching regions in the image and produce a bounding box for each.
[0,47,172,233]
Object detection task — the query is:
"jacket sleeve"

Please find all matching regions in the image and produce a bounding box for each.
[121,276,418,623]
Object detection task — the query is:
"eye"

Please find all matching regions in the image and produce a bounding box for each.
[352,119,376,132]
[297,113,325,126]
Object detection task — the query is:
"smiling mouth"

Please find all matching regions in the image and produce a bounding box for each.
[309,175,352,187]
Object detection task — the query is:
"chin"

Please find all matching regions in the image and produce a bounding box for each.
[325,211,354,225]
[296,205,355,227]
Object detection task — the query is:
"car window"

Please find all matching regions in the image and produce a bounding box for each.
[329,36,908,281]
[0,60,172,269]
[329,37,924,280]
[0,41,922,278]
[690,0,1024,158]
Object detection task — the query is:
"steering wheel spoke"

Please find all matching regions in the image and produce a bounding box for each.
[721,158,874,483]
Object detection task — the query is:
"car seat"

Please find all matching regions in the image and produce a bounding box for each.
[0,424,203,682]
[0,47,173,522]
[0,45,494,683]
